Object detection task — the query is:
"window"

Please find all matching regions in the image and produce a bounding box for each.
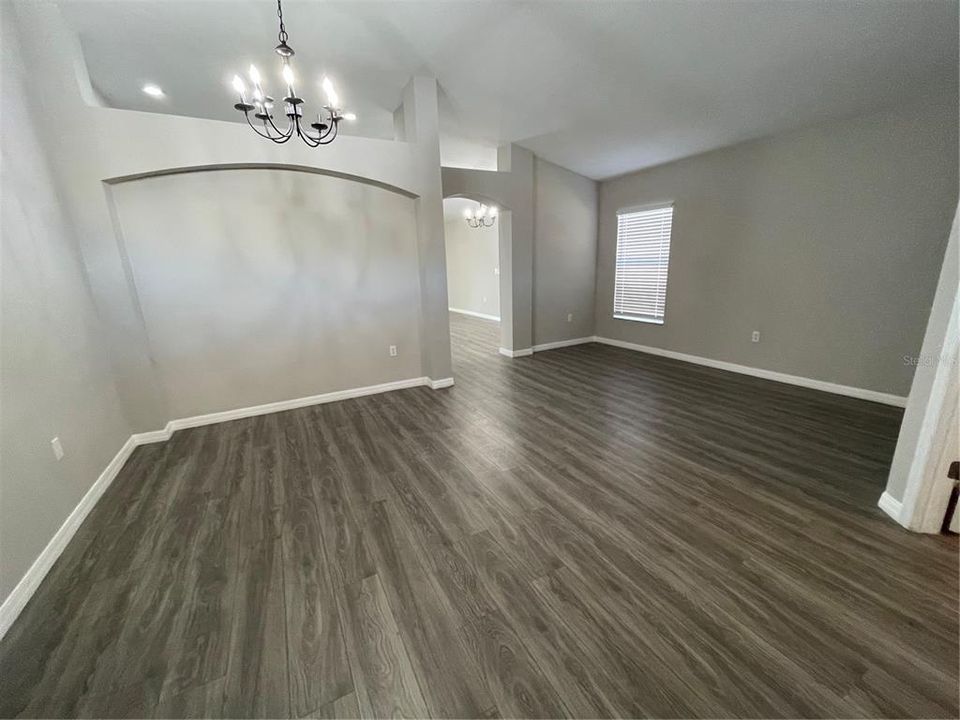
[613,203,673,324]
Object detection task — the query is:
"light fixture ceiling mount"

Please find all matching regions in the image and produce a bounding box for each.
[230,0,350,147]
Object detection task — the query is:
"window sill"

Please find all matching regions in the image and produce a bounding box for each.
[614,314,664,325]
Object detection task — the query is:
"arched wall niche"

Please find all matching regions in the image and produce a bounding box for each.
[105,164,426,421]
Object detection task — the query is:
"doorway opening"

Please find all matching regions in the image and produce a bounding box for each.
[443,196,502,358]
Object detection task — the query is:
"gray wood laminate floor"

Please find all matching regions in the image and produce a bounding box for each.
[2,312,957,718]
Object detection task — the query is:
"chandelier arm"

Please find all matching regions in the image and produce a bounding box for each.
[265,119,294,144]
[252,110,285,141]
[315,124,334,144]
[292,115,312,145]
[317,108,341,144]
[301,129,325,147]
[317,121,337,145]
[316,119,340,145]
[252,114,293,144]
[316,108,336,140]
[302,106,337,145]
[244,112,284,141]
[297,118,322,148]
[263,122,290,143]
[296,118,319,145]
[264,111,295,141]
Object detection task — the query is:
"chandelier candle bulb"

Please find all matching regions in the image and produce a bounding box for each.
[322,76,339,109]
[232,75,247,103]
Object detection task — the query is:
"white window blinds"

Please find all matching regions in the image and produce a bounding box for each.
[613,204,673,324]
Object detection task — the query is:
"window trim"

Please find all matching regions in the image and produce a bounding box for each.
[612,201,674,326]
[616,201,674,216]
[613,313,665,325]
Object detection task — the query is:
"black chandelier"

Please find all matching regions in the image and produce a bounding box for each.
[230,0,353,147]
[464,203,498,228]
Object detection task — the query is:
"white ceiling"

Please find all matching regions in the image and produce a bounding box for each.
[58,0,958,180]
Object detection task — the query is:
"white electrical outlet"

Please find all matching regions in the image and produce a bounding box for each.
[567,313,573,323]
[751,330,761,343]
[51,437,64,461]
[389,345,398,357]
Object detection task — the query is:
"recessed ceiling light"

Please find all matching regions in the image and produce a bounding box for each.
[142,84,164,98]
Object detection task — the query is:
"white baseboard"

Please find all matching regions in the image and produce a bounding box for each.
[449,307,500,322]
[499,347,533,358]
[878,491,904,524]
[164,377,429,432]
[532,337,594,353]
[131,428,172,445]
[0,435,139,640]
[593,336,907,407]
[0,374,442,640]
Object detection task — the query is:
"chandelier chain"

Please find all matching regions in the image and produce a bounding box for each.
[277,0,288,45]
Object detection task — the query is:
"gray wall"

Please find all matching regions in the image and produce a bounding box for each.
[442,149,598,351]
[442,146,535,352]
[111,169,423,420]
[534,158,598,345]
[0,12,132,601]
[595,95,959,396]
[444,218,500,319]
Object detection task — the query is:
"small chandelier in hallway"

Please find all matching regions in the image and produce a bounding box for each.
[229,0,354,147]
[464,204,498,229]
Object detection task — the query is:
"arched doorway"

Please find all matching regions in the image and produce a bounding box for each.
[442,194,513,356]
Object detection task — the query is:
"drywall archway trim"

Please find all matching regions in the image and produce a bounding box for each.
[103,162,420,199]
[443,192,513,213]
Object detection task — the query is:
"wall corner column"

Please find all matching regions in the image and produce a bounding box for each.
[401,76,453,384]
